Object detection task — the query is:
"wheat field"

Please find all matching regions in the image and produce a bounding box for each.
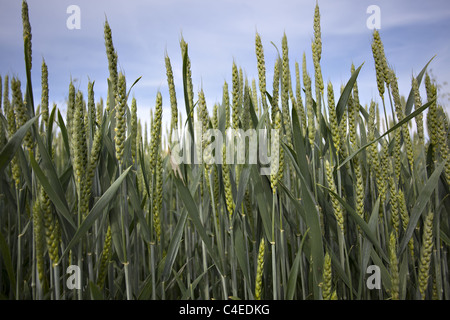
[0,1,449,300]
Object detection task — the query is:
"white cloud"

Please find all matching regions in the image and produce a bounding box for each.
[0,0,449,129]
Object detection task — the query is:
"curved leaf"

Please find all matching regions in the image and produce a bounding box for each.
[58,166,132,263]
[336,63,364,123]
[0,115,39,173]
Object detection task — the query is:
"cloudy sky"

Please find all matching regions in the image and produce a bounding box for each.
[1,0,449,130]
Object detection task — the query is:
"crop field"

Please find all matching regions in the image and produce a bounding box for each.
[0,1,449,300]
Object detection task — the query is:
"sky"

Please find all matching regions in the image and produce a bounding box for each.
[1,0,449,133]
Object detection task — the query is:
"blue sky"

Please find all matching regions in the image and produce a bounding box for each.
[1,0,449,131]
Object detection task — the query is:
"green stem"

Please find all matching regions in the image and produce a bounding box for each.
[312,146,318,201]
[221,275,228,300]
[241,205,252,299]
[15,186,21,300]
[119,165,131,300]
[271,243,277,300]
[53,264,60,300]
[31,229,36,299]
[199,194,210,300]
[337,230,346,299]
[149,243,156,300]
[271,191,277,300]
[230,225,237,297]
[124,262,132,300]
